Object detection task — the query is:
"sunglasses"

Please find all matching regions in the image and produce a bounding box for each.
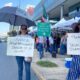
[21,28,27,30]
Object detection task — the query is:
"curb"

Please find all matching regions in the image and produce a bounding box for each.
[31,65,46,80]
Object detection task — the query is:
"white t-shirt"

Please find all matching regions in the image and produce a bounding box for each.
[38,36,44,43]
[49,37,54,44]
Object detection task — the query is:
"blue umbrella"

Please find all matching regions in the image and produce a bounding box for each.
[0,6,36,27]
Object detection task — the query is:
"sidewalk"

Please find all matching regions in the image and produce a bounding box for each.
[31,50,68,80]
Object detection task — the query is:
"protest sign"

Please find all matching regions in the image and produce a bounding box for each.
[7,36,34,57]
[37,22,51,37]
[67,33,80,55]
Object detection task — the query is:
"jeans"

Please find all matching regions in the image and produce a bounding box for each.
[38,43,44,59]
[60,44,66,55]
[49,44,53,54]
[53,43,57,53]
[16,56,31,80]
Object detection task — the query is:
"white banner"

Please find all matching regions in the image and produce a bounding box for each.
[7,36,34,57]
[67,33,80,55]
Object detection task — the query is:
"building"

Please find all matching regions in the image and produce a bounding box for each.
[33,0,80,21]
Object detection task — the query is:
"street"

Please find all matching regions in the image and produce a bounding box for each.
[0,42,38,80]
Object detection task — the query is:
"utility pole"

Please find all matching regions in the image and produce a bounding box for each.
[41,0,44,6]
[60,5,64,19]
[18,0,21,8]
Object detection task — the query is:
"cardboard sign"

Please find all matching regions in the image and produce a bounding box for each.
[67,33,80,55]
[37,22,51,37]
[7,36,34,57]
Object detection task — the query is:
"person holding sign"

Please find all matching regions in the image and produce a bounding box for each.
[67,22,80,80]
[16,24,32,80]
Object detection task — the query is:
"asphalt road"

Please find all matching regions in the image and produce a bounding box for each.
[0,42,38,80]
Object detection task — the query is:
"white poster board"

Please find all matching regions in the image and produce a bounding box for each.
[7,36,34,57]
[67,33,80,55]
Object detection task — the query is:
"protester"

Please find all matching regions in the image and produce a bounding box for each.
[52,35,57,58]
[67,22,80,80]
[49,35,54,56]
[35,35,39,49]
[38,36,44,59]
[60,32,67,55]
[56,34,61,53]
[16,24,32,80]
[45,37,50,52]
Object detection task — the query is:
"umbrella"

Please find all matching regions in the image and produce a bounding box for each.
[0,6,36,27]
[53,18,67,28]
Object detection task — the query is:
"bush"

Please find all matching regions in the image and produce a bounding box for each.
[37,60,58,68]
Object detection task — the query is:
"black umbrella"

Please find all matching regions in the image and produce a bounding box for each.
[0,6,36,27]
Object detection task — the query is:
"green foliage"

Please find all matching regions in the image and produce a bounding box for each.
[7,30,17,36]
[37,60,58,68]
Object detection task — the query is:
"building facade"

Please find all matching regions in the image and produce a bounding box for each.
[33,0,80,21]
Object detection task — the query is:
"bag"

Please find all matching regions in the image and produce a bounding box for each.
[24,57,32,62]
[52,52,56,58]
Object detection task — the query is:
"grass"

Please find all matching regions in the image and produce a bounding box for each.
[37,60,58,68]
[48,79,58,80]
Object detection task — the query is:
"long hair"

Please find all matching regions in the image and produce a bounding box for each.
[73,23,80,33]
[18,31,28,35]
[18,24,28,35]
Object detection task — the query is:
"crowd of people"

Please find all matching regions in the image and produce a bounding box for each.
[34,21,80,80]
[11,21,80,80]
[34,31,67,59]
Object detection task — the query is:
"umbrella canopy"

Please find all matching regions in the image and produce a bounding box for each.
[62,17,80,27]
[29,27,37,33]
[0,6,36,27]
[53,18,67,28]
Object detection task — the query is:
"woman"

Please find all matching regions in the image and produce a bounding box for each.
[67,22,80,80]
[38,36,44,59]
[60,32,67,55]
[16,24,32,80]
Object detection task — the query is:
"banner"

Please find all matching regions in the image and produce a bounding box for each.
[67,33,80,55]
[7,36,34,57]
[37,22,51,37]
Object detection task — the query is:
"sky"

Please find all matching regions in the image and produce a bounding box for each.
[0,0,40,36]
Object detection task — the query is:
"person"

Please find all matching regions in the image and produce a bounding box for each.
[35,35,39,50]
[38,36,44,59]
[45,37,50,52]
[49,35,54,55]
[52,35,57,58]
[66,22,80,80]
[56,34,61,52]
[16,24,32,80]
[60,32,67,55]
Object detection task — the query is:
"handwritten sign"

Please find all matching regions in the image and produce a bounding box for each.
[67,33,80,55]
[7,36,34,57]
